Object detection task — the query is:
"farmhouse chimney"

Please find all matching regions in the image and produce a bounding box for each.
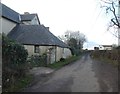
[24,12,30,15]
[46,27,49,31]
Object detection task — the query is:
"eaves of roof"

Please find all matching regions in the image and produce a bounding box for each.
[8,24,69,48]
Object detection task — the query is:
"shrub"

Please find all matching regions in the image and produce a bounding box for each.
[27,54,47,68]
[70,47,81,56]
[91,47,119,66]
[2,34,28,90]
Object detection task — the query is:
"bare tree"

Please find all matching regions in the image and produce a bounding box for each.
[100,0,120,39]
[59,30,87,49]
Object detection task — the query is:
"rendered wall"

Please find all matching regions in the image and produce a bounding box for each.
[1,17,16,34]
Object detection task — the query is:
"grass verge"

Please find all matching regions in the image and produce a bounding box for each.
[3,74,33,92]
[4,55,81,92]
[47,55,81,69]
[97,57,118,67]
[92,56,118,67]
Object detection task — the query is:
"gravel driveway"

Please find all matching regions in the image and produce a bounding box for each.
[23,54,118,92]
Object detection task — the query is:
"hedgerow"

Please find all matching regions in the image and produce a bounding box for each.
[2,34,28,91]
[91,47,120,66]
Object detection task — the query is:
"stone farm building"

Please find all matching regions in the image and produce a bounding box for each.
[1,3,72,64]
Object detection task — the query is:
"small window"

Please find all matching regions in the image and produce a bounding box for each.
[34,45,39,53]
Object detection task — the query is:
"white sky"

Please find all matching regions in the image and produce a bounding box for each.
[2,0,118,49]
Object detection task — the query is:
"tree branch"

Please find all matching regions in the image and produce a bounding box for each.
[111,19,120,28]
[100,0,112,4]
[109,30,119,39]
[111,2,120,28]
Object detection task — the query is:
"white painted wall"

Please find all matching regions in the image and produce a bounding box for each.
[56,47,72,61]
[24,45,49,56]
[24,45,72,64]
[22,21,31,25]
[24,45,56,64]
[39,46,49,54]
[50,47,55,64]
[56,47,63,62]
[103,47,112,50]
[47,46,72,64]
[63,48,72,58]
[31,16,40,25]
[24,45,35,56]
[1,17,16,34]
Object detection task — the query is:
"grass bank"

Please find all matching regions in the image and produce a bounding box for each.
[47,55,81,69]
[91,49,119,67]
[93,57,118,67]
[4,55,81,92]
[3,74,33,92]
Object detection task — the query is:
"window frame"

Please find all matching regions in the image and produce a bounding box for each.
[34,45,39,53]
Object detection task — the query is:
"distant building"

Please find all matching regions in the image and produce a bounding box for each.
[101,45,112,50]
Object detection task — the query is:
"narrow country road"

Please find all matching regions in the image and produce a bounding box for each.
[24,54,118,92]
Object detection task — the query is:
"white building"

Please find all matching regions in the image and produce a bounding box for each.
[101,45,112,50]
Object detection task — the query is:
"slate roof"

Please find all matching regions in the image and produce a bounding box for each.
[7,24,69,48]
[1,3,20,23]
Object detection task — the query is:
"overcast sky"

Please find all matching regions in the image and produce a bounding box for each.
[2,0,118,49]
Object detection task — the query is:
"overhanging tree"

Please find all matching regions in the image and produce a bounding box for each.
[59,30,87,55]
[100,0,120,39]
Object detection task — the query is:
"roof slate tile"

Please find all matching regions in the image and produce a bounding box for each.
[8,24,69,48]
[1,3,20,23]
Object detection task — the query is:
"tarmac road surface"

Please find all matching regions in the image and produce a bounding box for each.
[24,54,118,92]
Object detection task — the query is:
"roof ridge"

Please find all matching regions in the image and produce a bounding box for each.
[20,13,37,15]
[1,3,20,15]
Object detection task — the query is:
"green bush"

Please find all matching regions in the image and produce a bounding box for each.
[70,47,81,56]
[27,54,47,68]
[2,34,28,90]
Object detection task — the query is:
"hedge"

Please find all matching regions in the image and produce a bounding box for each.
[2,34,28,91]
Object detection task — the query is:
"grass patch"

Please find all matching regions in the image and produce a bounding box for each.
[92,56,118,67]
[4,74,33,92]
[47,55,81,69]
[97,57,118,67]
[91,50,119,67]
